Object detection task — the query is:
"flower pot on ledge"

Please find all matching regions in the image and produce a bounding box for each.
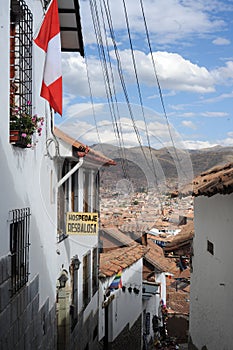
[9,130,31,148]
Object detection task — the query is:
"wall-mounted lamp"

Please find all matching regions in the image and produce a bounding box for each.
[71,255,81,270]
[128,286,132,293]
[58,269,68,288]
[122,286,126,292]
[133,287,140,295]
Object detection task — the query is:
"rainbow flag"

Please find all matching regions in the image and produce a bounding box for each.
[109,270,123,290]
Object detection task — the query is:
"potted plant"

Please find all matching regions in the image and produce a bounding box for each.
[10,103,44,148]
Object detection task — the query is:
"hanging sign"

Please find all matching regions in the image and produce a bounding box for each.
[66,212,98,235]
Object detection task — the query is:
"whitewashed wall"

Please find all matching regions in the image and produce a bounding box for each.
[56,160,99,313]
[99,258,143,342]
[142,272,166,340]
[190,193,233,350]
[0,0,58,308]
[156,273,166,305]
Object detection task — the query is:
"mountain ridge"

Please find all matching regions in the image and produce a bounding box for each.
[93,144,233,190]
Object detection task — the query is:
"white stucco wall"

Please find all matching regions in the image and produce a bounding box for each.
[0,0,58,308]
[99,259,143,342]
[55,160,99,314]
[156,273,166,305]
[190,193,233,350]
[142,272,166,340]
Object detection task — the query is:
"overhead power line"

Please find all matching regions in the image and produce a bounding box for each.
[89,0,129,178]
[139,0,188,180]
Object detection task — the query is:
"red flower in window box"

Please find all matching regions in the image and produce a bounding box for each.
[10,103,44,148]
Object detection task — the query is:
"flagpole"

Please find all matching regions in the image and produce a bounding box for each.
[33,0,54,39]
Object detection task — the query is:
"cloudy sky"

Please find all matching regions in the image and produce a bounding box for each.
[56,0,233,150]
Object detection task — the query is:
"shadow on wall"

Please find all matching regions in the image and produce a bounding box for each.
[188,336,208,350]
[167,315,189,343]
[0,137,56,304]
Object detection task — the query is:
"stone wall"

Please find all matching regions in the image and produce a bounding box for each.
[0,255,57,350]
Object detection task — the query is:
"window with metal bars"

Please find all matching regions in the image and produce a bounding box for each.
[9,208,30,296]
[10,0,33,124]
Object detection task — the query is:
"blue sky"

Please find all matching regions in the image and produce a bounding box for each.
[56,0,233,150]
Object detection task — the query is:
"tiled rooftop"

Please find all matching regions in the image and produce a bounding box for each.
[164,221,194,252]
[181,162,233,197]
[100,226,135,247]
[145,239,176,272]
[54,127,116,166]
[166,290,190,315]
[99,244,148,277]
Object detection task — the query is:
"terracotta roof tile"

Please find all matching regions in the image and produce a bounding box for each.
[167,291,189,315]
[145,240,177,272]
[99,244,148,277]
[164,222,194,252]
[101,226,135,246]
[181,162,233,197]
[54,127,116,166]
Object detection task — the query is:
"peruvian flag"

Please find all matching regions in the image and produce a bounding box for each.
[34,0,62,115]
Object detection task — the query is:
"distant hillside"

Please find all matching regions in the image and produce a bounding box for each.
[92,144,233,191]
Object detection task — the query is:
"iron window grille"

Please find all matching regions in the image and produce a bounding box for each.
[207,239,214,255]
[9,208,31,296]
[10,0,33,117]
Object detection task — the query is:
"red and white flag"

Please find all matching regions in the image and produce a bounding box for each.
[34,0,62,115]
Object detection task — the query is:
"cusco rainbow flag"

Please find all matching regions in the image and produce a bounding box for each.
[109,270,123,290]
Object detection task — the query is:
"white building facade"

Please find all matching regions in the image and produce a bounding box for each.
[99,246,145,349]
[0,1,61,348]
[54,127,115,350]
[0,1,107,349]
[189,164,233,350]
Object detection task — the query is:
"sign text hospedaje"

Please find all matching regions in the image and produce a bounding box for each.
[66,212,98,235]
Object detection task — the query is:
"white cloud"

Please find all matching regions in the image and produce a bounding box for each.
[113,50,215,93]
[200,91,233,104]
[182,120,197,129]
[217,137,233,147]
[183,140,218,149]
[212,61,233,83]
[62,49,233,100]
[212,37,231,45]
[181,112,196,118]
[201,111,229,117]
[183,135,233,150]
[89,0,226,45]
[66,103,104,118]
[62,53,118,98]
[170,104,186,111]
[56,111,184,149]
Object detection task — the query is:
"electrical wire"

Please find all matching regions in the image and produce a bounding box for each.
[139,0,189,181]
[102,0,165,214]
[89,0,129,179]
[99,0,129,179]
[122,0,160,189]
